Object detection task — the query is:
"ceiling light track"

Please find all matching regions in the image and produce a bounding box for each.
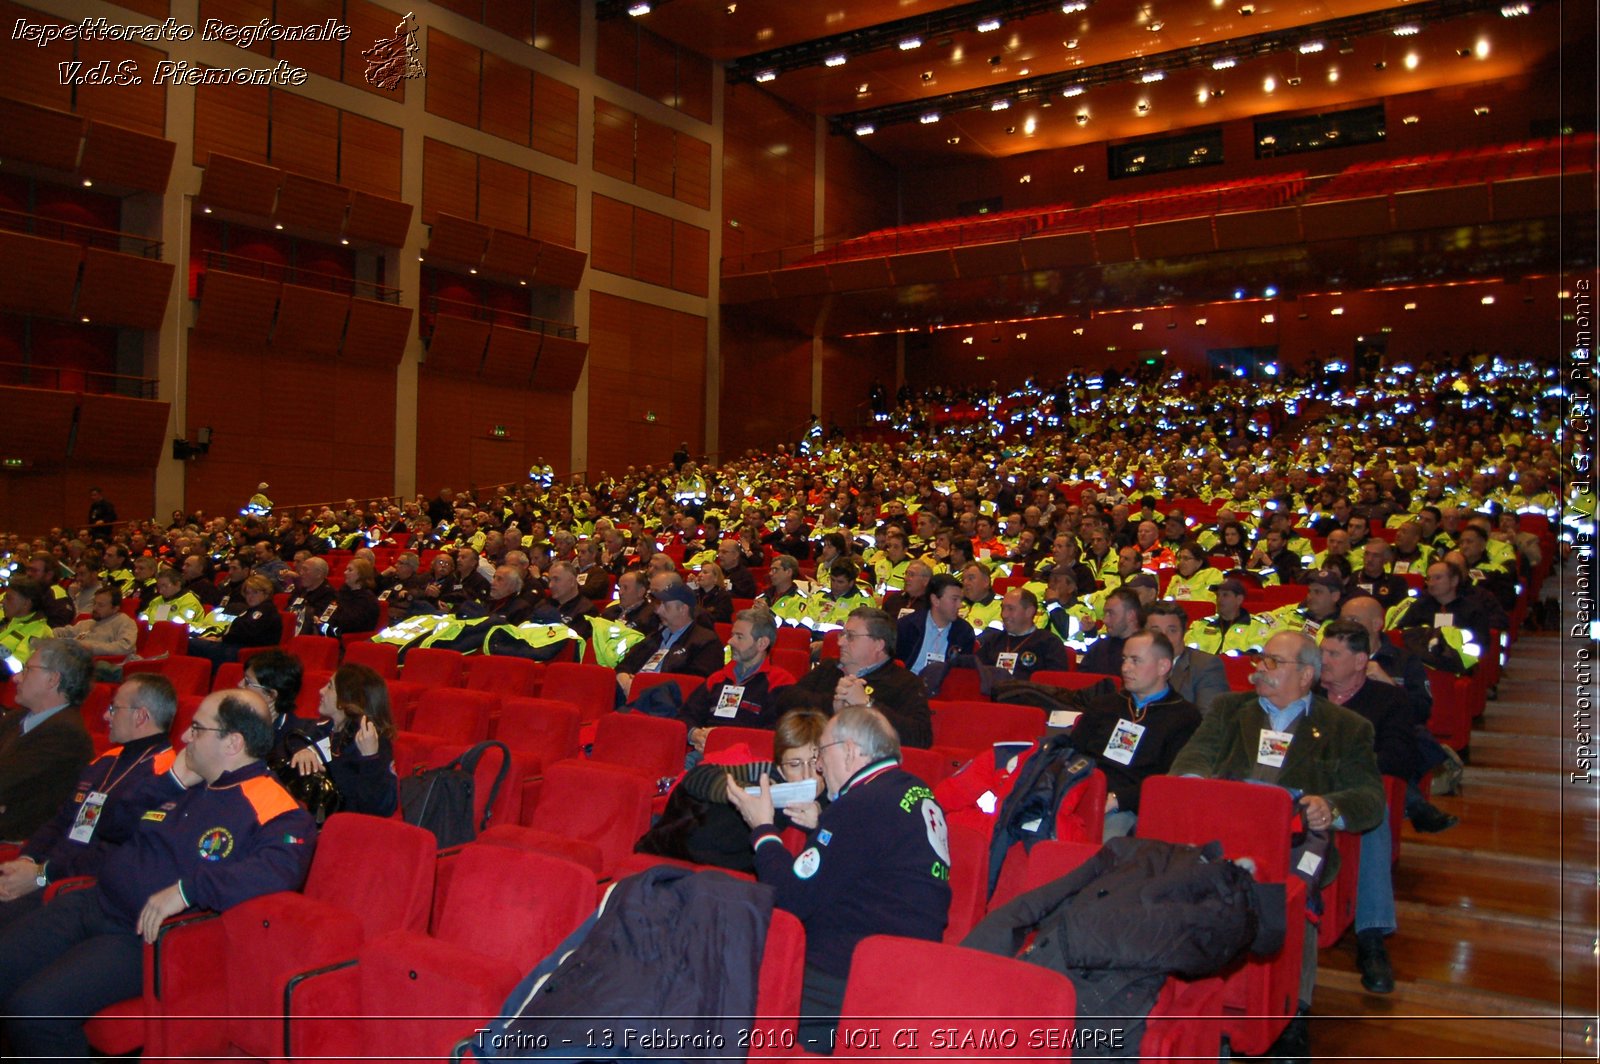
[724,0,1077,84]
[830,0,1525,134]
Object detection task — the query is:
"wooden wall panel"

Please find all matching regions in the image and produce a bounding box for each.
[186,332,396,515]
[586,292,704,473]
[272,0,342,81]
[530,74,579,164]
[635,28,678,112]
[677,50,714,124]
[422,137,478,226]
[590,194,634,278]
[425,29,482,129]
[74,39,166,137]
[632,206,674,290]
[722,86,816,264]
[483,0,534,43]
[528,172,577,248]
[534,0,581,66]
[821,335,896,433]
[477,156,530,235]
[823,136,898,245]
[675,133,712,210]
[481,52,532,146]
[74,394,169,466]
[0,233,81,320]
[593,99,635,183]
[339,113,403,200]
[0,387,82,463]
[342,0,409,101]
[673,221,708,298]
[415,373,571,492]
[269,91,339,182]
[594,17,636,92]
[718,309,811,457]
[634,117,676,199]
[193,81,270,165]
[0,1,70,110]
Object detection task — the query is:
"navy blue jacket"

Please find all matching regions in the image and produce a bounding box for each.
[20,734,172,882]
[896,612,976,674]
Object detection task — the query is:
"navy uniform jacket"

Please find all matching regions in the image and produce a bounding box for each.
[774,661,934,749]
[972,627,1071,679]
[896,612,976,672]
[302,721,399,818]
[20,734,173,882]
[751,761,951,977]
[618,621,724,679]
[1071,688,1202,813]
[95,760,316,929]
[680,659,798,732]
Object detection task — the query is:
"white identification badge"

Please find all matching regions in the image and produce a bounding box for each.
[1047,709,1081,729]
[1434,612,1454,629]
[1393,561,1411,574]
[1302,620,1321,635]
[1357,583,1373,594]
[641,649,670,673]
[68,791,108,843]
[1102,718,1146,766]
[1297,850,1324,877]
[712,684,746,718]
[315,736,334,763]
[1257,729,1294,768]
[996,651,1020,672]
[925,651,945,664]
[898,607,915,619]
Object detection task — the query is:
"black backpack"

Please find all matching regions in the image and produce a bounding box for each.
[399,740,511,848]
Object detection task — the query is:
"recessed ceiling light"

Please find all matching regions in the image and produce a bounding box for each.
[919,111,940,123]
[1393,24,1420,35]
[899,36,923,50]
[1263,75,1276,91]
[1062,84,1084,97]
[977,17,1001,31]
[855,123,876,135]
[991,98,1011,110]
[1212,57,1236,69]
[824,54,846,66]
[1298,40,1324,53]
[755,70,776,82]
[1404,51,1419,68]
[627,1,650,14]
[1140,70,1165,82]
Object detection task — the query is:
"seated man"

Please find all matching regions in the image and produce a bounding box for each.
[897,573,975,689]
[0,674,177,931]
[0,688,317,1063]
[1078,588,1144,676]
[615,582,724,700]
[775,608,933,748]
[600,570,655,633]
[1315,620,1415,996]
[0,639,95,843]
[1068,630,1202,837]
[53,585,137,659]
[760,555,810,627]
[1264,571,1342,638]
[681,609,797,752]
[970,587,1070,680]
[726,705,951,1054]
[1144,602,1229,713]
[1344,540,1410,611]
[284,557,337,636]
[1169,630,1385,1062]
[1184,578,1269,656]
[958,562,1003,632]
[880,559,932,620]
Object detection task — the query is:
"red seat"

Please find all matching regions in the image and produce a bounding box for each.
[1424,667,1478,752]
[587,712,687,781]
[343,640,400,679]
[479,761,652,877]
[1136,777,1306,1056]
[774,627,810,656]
[704,724,777,758]
[629,671,702,703]
[1222,655,1260,692]
[900,745,959,786]
[136,620,188,658]
[494,696,582,769]
[930,700,1047,753]
[942,822,992,944]
[465,655,543,698]
[770,647,810,680]
[424,742,527,835]
[79,682,114,753]
[154,814,436,1060]
[1030,669,1123,692]
[287,634,341,671]
[287,845,597,1062]
[403,647,467,689]
[122,656,210,699]
[406,687,497,746]
[933,665,985,701]
[211,661,245,693]
[540,661,618,723]
[832,935,1079,1059]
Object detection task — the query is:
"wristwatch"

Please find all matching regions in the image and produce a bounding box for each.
[31,859,46,889]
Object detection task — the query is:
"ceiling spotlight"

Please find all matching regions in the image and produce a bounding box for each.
[857,82,869,93]
[1500,1,1530,14]
[1195,317,1207,325]
[1404,302,1417,310]
[1373,59,1387,69]
[991,98,1011,110]
[977,17,1002,31]
[920,70,934,81]
[626,0,650,14]
[1393,24,1420,34]
[1212,57,1237,69]
[1474,105,1491,116]
[339,238,350,245]
[1062,1,1088,11]
[202,206,212,213]
[1065,38,1079,48]
[1073,163,1086,172]
[1264,286,1278,297]
[274,223,284,230]
[1330,306,1345,315]
[1005,125,1017,134]
[1237,4,1254,14]
[1261,313,1275,323]
[1197,87,1210,102]
[1402,114,1419,123]
[725,3,736,12]
[1075,111,1089,123]
[920,111,940,124]
[946,136,961,144]
[81,179,92,187]
[1263,75,1276,91]
[1019,174,1032,183]
[1475,38,1490,57]
[1023,116,1037,134]
[1140,70,1165,82]
[1298,40,1324,53]
[1148,20,1164,31]
[1404,51,1419,68]
[1286,75,1301,85]
[1481,295,1496,304]
[1136,99,1150,112]
[1062,84,1085,96]
[468,267,477,274]
[1328,67,1340,82]
[855,123,876,135]
[1456,47,1472,56]
[824,54,846,66]
[754,69,776,82]
[519,279,528,286]
[898,36,923,50]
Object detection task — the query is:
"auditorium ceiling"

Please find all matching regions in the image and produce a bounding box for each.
[610,0,1566,161]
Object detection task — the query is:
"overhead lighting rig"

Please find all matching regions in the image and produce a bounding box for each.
[830,0,1523,135]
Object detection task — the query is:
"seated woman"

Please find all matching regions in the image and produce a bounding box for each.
[635,709,827,873]
[187,574,283,669]
[241,648,315,764]
[287,663,399,818]
[325,559,381,637]
[1165,540,1223,602]
[694,561,735,624]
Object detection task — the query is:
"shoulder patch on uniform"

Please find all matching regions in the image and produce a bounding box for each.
[96,745,124,762]
[793,846,822,879]
[154,748,179,774]
[240,775,300,824]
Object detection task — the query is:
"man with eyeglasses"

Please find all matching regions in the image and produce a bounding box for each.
[1170,630,1384,1064]
[0,674,177,930]
[0,639,94,843]
[727,705,950,1054]
[0,687,316,1063]
[775,608,933,749]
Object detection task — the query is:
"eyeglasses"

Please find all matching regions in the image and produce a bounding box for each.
[239,677,268,693]
[780,756,819,772]
[1258,654,1307,671]
[107,703,138,715]
[186,721,229,737]
[818,739,849,753]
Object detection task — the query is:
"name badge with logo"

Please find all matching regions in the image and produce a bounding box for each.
[713,684,746,719]
[68,791,108,843]
[1102,719,1146,766]
[1257,728,1294,768]
[996,651,1019,673]
[1393,561,1411,574]
[641,649,670,673]
[925,651,945,664]
[1434,612,1454,629]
